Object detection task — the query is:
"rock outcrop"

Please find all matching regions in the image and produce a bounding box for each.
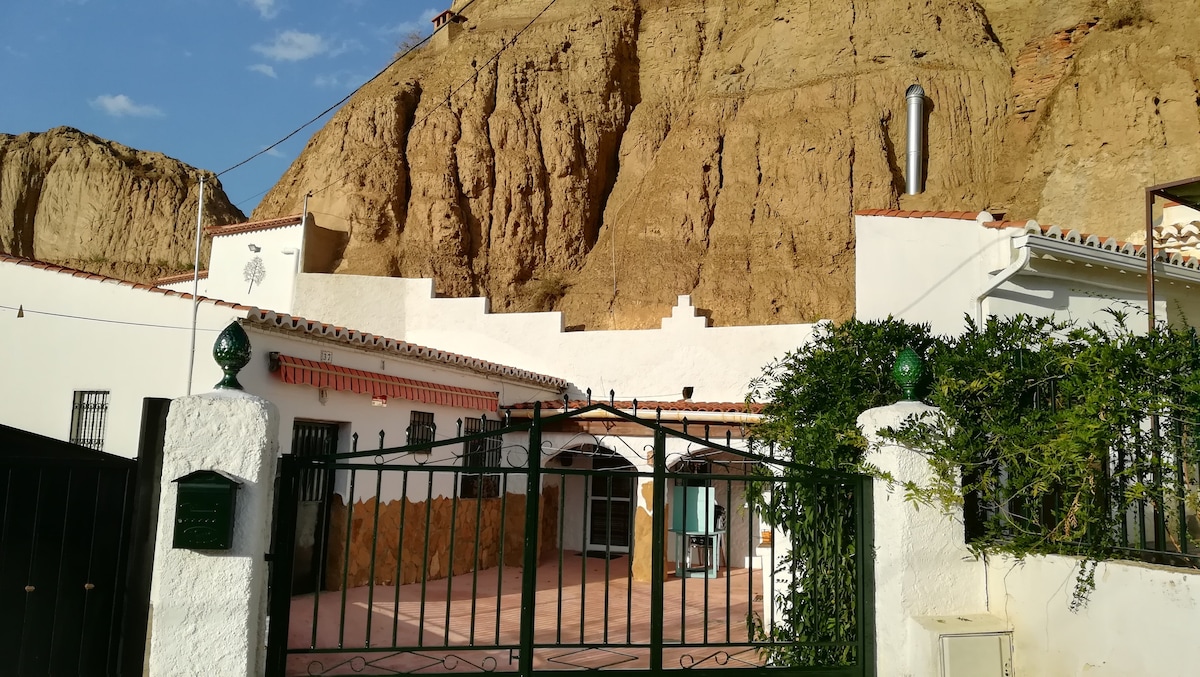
[0,127,244,282]
[251,0,1200,328]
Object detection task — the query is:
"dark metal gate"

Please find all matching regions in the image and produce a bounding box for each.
[0,410,164,677]
[266,404,873,677]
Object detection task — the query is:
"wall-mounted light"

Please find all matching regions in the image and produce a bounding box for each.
[682,386,694,400]
[247,244,261,252]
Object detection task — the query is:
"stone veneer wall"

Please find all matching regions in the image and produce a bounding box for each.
[325,485,559,591]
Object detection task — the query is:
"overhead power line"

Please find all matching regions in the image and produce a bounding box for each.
[218,0,483,181]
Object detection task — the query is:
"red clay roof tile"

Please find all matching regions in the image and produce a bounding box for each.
[0,254,255,311]
[203,214,304,237]
[155,270,208,285]
[508,400,763,414]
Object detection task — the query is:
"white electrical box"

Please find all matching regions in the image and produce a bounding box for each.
[914,614,1013,677]
[942,632,1013,677]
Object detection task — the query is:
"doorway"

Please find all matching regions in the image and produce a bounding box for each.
[586,452,635,554]
[290,421,339,594]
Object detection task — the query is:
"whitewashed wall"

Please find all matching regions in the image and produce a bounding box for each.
[205,223,304,313]
[238,327,560,502]
[294,275,815,403]
[856,213,1187,335]
[986,554,1200,676]
[0,261,240,457]
[855,213,1011,335]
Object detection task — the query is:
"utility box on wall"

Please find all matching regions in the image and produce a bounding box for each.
[172,470,241,550]
[914,615,1013,677]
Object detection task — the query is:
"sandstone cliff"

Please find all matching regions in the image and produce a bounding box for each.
[0,127,244,282]
[251,0,1200,328]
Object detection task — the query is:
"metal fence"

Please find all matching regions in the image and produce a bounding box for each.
[266,404,873,677]
[964,394,1200,568]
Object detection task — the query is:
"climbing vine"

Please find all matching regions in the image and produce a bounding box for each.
[746,314,1200,664]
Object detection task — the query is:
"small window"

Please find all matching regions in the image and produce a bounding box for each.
[460,417,502,498]
[408,410,436,452]
[70,390,110,451]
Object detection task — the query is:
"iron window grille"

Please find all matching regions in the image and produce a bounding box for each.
[69,390,110,451]
[407,410,436,454]
[460,417,502,498]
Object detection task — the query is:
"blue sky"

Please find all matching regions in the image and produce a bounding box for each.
[0,0,441,215]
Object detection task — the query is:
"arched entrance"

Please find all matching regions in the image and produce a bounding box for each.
[583,447,636,554]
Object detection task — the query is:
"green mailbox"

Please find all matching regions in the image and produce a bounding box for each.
[172,470,241,550]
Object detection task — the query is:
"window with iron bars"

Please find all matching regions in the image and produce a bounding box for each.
[408,410,436,453]
[69,390,110,451]
[460,417,502,498]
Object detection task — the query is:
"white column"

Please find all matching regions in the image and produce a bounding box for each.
[147,390,279,677]
[859,401,988,676]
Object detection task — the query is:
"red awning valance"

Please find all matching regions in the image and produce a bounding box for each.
[270,354,499,412]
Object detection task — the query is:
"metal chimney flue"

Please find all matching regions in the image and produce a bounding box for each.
[905,83,926,195]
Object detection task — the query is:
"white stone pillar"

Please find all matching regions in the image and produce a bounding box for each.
[147,390,279,677]
[859,401,988,676]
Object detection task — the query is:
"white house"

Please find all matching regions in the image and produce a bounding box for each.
[855,209,1200,335]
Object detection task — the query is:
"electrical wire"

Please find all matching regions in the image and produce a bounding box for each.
[218,0,483,184]
[1,304,225,331]
[306,0,562,200]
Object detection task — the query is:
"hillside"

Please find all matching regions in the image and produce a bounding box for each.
[0,127,244,283]
[250,0,1200,328]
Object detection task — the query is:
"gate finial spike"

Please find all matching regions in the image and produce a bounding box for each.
[632,399,638,415]
[586,388,592,406]
[379,430,385,449]
[656,407,662,423]
[352,432,359,452]
[609,389,615,406]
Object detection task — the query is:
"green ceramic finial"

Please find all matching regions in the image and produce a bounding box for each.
[891,347,925,401]
[213,322,251,390]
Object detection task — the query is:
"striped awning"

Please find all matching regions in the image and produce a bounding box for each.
[270,354,499,412]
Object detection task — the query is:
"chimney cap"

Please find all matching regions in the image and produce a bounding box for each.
[906,83,925,98]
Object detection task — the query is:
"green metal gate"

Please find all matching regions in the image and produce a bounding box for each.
[266,403,873,676]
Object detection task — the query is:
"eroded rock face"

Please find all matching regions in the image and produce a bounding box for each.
[251,0,1200,328]
[0,127,244,282]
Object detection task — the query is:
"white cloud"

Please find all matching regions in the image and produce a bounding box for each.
[252,30,327,62]
[247,0,280,19]
[248,63,277,78]
[89,94,163,118]
[378,8,440,37]
[313,71,363,89]
[5,45,30,59]
[328,39,362,58]
[263,146,286,158]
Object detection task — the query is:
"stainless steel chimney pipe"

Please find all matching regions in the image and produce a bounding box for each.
[905,84,926,195]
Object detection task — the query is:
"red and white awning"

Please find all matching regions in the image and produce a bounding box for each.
[270,354,499,412]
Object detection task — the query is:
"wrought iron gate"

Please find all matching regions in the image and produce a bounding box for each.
[266,404,873,676]
[0,419,161,677]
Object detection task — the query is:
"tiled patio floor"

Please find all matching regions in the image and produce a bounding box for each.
[286,553,765,675]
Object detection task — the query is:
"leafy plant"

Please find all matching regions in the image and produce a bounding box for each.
[747,313,1200,664]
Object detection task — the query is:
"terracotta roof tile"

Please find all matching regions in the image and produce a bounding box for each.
[0,254,255,311]
[860,208,1200,272]
[854,209,984,220]
[155,270,208,285]
[508,400,763,414]
[243,310,569,391]
[203,214,304,237]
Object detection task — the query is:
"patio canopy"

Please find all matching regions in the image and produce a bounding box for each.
[269,353,499,412]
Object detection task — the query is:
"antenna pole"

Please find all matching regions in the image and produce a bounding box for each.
[186,175,206,396]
